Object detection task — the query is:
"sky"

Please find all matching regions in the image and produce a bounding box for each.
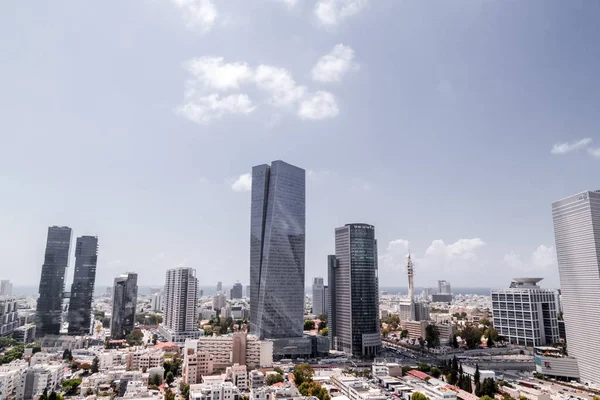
[1,0,600,290]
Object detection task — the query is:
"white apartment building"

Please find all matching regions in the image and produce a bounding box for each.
[372,363,402,378]
[0,362,28,400]
[249,370,265,389]
[151,292,163,312]
[196,333,273,369]
[226,364,247,390]
[99,351,126,370]
[213,293,226,311]
[0,297,19,336]
[331,375,387,400]
[491,278,560,347]
[159,267,201,344]
[17,365,64,400]
[128,348,165,371]
[189,382,240,400]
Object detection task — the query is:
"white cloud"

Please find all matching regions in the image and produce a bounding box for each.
[311,44,356,83]
[588,147,600,158]
[551,138,592,154]
[184,57,252,90]
[275,0,299,5]
[503,245,557,271]
[254,65,307,107]
[298,91,339,120]
[503,251,523,269]
[177,93,256,123]
[315,0,369,26]
[531,245,556,269]
[425,238,486,261]
[172,0,217,32]
[232,173,252,192]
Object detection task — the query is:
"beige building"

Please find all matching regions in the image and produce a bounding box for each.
[183,344,216,385]
[401,320,428,340]
[226,364,247,390]
[127,348,165,371]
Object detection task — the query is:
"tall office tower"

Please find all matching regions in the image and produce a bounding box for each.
[327,255,337,344]
[36,226,72,336]
[159,267,201,343]
[67,236,99,335]
[230,282,243,300]
[438,280,451,294]
[312,277,326,316]
[217,282,223,292]
[328,224,381,357]
[491,278,559,347]
[245,285,250,298]
[0,280,13,297]
[553,190,600,384]
[110,273,138,339]
[213,292,226,311]
[151,292,163,312]
[250,161,305,339]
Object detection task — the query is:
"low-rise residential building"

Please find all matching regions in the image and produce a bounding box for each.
[226,364,247,390]
[188,333,272,371]
[401,320,429,340]
[99,351,126,370]
[372,363,402,378]
[127,348,165,371]
[183,343,215,384]
[190,382,240,400]
[436,323,456,346]
[0,362,28,400]
[16,364,64,400]
[249,370,265,389]
[12,324,36,345]
[331,374,387,400]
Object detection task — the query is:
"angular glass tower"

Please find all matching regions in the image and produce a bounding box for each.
[552,190,600,384]
[36,226,72,336]
[110,273,138,339]
[329,224,381,357]
[67,236,99,335]
[250,160,305,339]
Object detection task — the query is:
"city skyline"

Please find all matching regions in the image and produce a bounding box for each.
[4,2,600,288]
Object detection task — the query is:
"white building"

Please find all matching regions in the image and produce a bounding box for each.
[0,297,19,336]
[0,362,28,400]
[151,292,163,312]
[99,351,126,370]
[159,267,201,344]
[213,293,226,311]
[226,364,247,390]
[16,365,64,400]
[249,370,265,389]
[312,277,327,316]
[491,278,559,346]
[552,190,600,385]
[438,281,451,295]
[0,281,13,297]
[189,382,239,400]
[128,348,165,371]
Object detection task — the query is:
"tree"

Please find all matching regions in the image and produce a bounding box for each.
[425,325,440,348]
[318,321,327,331]
[461,325,483,349]
[274,367,284,374]
[180,383,190,400]
[304,320,315,330]
[479,378,498,397]
[165,388,176,400]
[429,367,441,379]
[293,364,314,386]
[473,364,481,387]
[298,381,330,400]
[166,371,175,385]
[152,334,158,345]
[40,388,49,400]
[411,391,428,400]
[102,317,111,328]
[382,328,390,338]
[49,390,58,400]
[266,373,284,385]
[451,334,459,348]
[318,313,328,323]
[62,349,73,361]
[150,374,163,386]
[400,330,409,338]
[321,328,328,336]
[417,362,430,373]
[91,356,99,374]
[62,378,82,395]
[479,318,491,327]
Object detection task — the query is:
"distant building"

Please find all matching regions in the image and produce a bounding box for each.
[399,300,430,322]
[491,278,559,346]
[0,297,19,336]
[13,324,36,344]
[217,282,223,292]
[250,161,305,340]
[438,280,451,295]
[312,277,326,316]
[553,190,600,384]
[213,293,226,311]
[159,267,201,344]
[36,226,72,336]
[230,283,243,300]
[17,364,64,400]
[67,236,99,335]
[0,280,13,297]
[431,294,453,303]
[328,223,381,357]
[127,348,165,370]
[151,292,163,312]
[245,285,250,298]
[110,273,138,339]
[189,381,240,400]
[226,364,248,390]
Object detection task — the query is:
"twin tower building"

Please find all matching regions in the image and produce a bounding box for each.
[250,160,381,357]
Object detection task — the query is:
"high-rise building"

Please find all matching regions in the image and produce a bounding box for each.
[217,282,222,292]
[438,280,451,294]
[245,285,250,298]
[110,273,138,339]
[491,278,559,347]
[328,224,381,357]
[312,277,326,316]
[250,160,305,339]
[213,292,226,311]
[159,267,201,343]
[552,190,600,384]
[67,236,99,335]
[0,280,13,297]
[36,226,72,336]
[151,292,163,312]
[230,282,243,300]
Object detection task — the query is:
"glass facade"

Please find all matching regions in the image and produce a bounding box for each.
[110,273,138,339]
[67,236,99,335]
[36,226,72,336]
[330,224,381,357]
[250,160,305,339]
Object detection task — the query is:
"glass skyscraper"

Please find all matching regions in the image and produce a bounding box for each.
[111,273,138,339]
[36,226,72,336]
[67,236,99,335]
[329,224,381,357]
[250,160,305,339]
[552,190,600,384]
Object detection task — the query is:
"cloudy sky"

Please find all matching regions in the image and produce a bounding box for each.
[1,1,599,290]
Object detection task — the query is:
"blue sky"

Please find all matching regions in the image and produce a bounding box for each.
[1,0,599,289]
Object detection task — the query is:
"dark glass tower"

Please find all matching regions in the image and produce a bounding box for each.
[110,273,138,339]
[36,226,72,336]
[250,160,305,339]
[67,236,98,335]
[230,282,243,299]
[329,224,381,357]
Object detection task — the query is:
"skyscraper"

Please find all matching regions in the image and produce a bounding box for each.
[328,224,381,357]
[250,160,305,339]
[217,282,223,292]
[110,273,138,339]
[230,282,243,300]
[0,280,13,297]
[36,226,72,336]
[552,190,600,384]
[438,280,451,294]
[312,277,326,316]
[159,267,201,343]
[67,236,99,335]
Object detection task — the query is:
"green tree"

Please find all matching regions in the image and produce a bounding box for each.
[400,330,409,338]
[298,381,330,400]
[382,328,390,338]
[40,388,49,400]
[166,371,175,385]
[102,317,111,328]
[180,383,190,400]
[266,373,284,385]
[318,313,328,323]
[479,318,491,327]
[304,320,315,330]
[293,364,314,386]
[152,334,158,345]
[417,362,430,373]
[452,334,459,348]
[461,325,483,349]
[274,367,284,374]
[164,388,176,400]
[429,367,441,379]
[425,325,440,348]
[473,364,481,388]
[91,356,99,374]
[321,327,328,336]
[49,390,58,400]
[150,374,163,386]
[411,391,429,400]
[318,321,327,331]
[62,378,82,395]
